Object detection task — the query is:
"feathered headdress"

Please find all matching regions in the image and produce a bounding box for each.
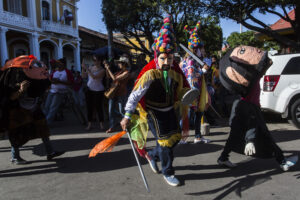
[184,21,203,49]
[152,16,176,54]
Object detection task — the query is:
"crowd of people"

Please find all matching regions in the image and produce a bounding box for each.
[0,15,298,188]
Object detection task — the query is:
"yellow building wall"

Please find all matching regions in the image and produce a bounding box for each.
[22,0,27,17]
[3,0,7,11]
[36,0,41,27]
[52,0,57,22]
[51,38,59,46]
[38,36,47,42]
[123,36,151,61]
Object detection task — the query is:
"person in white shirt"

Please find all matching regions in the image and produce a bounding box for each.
[82,55,106,130]
[44,59,74,125]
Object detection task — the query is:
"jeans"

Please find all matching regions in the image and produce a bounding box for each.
[11,137,53,159]
[44,92,66,125]
[72,88,85,107]
[147,114,175,176]
[108,96,127,129]
[194,111,203,138]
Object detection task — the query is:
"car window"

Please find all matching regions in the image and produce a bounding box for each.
[282,57,300,74]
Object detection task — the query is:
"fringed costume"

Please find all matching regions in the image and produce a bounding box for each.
[124,16,190,182]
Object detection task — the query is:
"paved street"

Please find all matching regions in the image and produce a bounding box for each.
[0,112,299,200]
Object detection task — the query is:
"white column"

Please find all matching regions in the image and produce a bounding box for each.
[56,0,60,22]
[29,32,40,60]
[57,38,63,59]
[75,41,80,71]
[0,26,8,66]
[27,0,37,28]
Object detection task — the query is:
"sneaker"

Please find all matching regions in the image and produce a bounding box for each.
[201,137,211,143]
[47,151,65,161]
[145,155,159,174]
[280,155,298,172]
[11,157,28,165]
[194,137,211,144]
[163,175,180,186]
[217,159,237,168]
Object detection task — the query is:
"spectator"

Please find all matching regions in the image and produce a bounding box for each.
[44,59,74,125]
[104,56,130,133]
[81,55,106,130]
[72,71,85,107]
[181,21,211,144]
[136,53,147,69]
[127,54,144,94]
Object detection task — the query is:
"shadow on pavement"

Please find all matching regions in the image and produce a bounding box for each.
[180,150,300,199]
[32,137,130,156]
[174,143,223,158]
[185,169,278,200]
[271,130,300,143]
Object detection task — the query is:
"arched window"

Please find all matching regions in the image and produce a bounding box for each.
[42,1,50,20]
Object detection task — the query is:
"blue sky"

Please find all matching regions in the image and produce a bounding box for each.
[77,0,284,39]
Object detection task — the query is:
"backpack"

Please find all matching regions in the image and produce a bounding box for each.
[219,46,270,96]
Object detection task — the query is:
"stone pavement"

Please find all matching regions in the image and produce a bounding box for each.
[0,112,299,200]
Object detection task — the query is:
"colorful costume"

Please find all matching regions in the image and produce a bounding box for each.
[124,16,190,182]
[217,48,298,171]
[0,55,64,163]
[181,22,210,143]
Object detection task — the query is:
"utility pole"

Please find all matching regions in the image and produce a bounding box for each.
[107,25,114,62]
[240,23,243,33]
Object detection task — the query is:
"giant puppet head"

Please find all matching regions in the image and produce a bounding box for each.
[2,55,49,80]
[151,16,176,71]
[184,21,205,58]
[0,55,51,101]
[219,46,271,96]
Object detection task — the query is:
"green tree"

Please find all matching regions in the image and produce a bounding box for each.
[102,0,162,55]
[226,31,280,52]
[101,0,223,56]
[226,31,264,48]
[205,0,300,51]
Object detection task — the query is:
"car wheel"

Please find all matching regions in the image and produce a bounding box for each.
[288,99,300,129]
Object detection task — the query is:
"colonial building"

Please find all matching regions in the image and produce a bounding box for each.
[0,0,80,71]
[79,26,132,66]
[114,32,151,62]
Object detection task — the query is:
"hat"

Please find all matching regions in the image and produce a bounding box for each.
[151,16,176,54]
[115,56,130,65]
[1,55,48,80]
[2,55,37,71]
[184,21,203,49]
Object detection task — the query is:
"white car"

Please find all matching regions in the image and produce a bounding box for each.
[260,51,300,128]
